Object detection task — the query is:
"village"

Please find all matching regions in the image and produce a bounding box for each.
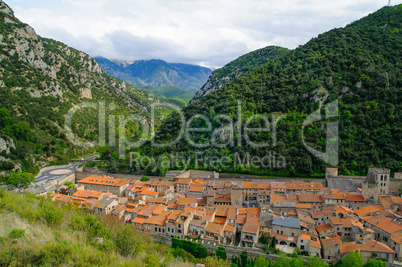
[30,167,402,265]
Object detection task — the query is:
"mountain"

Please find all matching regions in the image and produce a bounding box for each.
[0,2,171,175]
[141,5,402,177]
[146,86,195,103]
[94,57,213,92]
[190,46,290,103]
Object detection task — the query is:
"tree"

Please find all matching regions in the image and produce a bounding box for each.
[216,246,227,260]
[342,251,363,267]
[141,176,149,182]
[254,254,271,267]
[363,259,387,267]
[259,233,270,245]
[5,171,35,187]
[106,161,119,173]
[64,182,76,188]
[305,256,329,267]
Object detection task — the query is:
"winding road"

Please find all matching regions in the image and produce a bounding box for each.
[34,155,99,186]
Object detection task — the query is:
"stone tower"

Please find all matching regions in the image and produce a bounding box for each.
[362,168,390,203]
[231,183,243,207]
[207,189,215,206]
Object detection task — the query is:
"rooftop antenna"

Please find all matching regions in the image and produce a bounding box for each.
[388,0,391,6]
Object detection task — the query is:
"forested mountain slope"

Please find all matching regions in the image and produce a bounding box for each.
[143,5,402,177]
[190,46,289,103]
[0,2,169,175]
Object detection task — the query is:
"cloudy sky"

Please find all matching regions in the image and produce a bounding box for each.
[6,0,400,68]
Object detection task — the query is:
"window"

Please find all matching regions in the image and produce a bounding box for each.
[301,245,305,250]
[155,227,157,232]
[281,231,283,235]
[291,233,294,236]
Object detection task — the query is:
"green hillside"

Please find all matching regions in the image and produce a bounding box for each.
[137,5,402,177]
[0,2,172,175]
[190,46,290,103]
[147,86,195,102]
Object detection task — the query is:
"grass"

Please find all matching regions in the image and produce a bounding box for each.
[0,191,229,267]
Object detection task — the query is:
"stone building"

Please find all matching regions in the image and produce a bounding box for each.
[362,168,390,203]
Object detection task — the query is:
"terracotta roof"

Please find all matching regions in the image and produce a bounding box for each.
[177,178,192,185]
[236,215,247,225]
[311,209,334,218]
[345,194,365,202]
[247,207,261,217]
[214,217,227,224]
[332,192,346,200]
[391,235,402,244]
[177,198,198,204]
[204,222,224,235]
[361,215,402,234]
[271,194,287,203]
[224,225,235,233]
[132,217,146,224]
[144,214,168,226]
[242,182,255,189]
[271,182,286,189]
[316,223,333,233]
[242,217,260,234]
[335,206,353,215]
[296,203,312,209]
[391,197,402,205]
[341,239,395,255]
[298,194,324,203]
[78,175,129,187]
[321,235,342,247]
[189,185,205,192]
[354,206,381,216]
[299,233,321,249]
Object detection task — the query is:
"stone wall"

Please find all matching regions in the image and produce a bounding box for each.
[389,179,402,196]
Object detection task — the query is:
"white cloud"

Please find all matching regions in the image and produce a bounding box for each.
[6,0,401,67]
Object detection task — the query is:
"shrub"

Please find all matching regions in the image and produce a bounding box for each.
[140,176,149,181]
[172,238,207,259]
[8,228,25,239]
[39,199,64,227]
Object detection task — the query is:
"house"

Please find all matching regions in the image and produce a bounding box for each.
[203,222,225,243]
[144,213,169,234]
[328,217,353,241]
[344,194,366,210]
[93,198,119,214]
[176,178,192,192]
[316,223,335,238]
[340,239,395,263]
[272,217,301,238]
[311,209,335,224]
[321,235,342,260]
[297,233,321,257]
[77,175,129,196]
[241,216,260,247]
[354,206,382,217]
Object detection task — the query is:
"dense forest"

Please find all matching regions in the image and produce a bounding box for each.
[191,46,289,103]
[133,5,402,178]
